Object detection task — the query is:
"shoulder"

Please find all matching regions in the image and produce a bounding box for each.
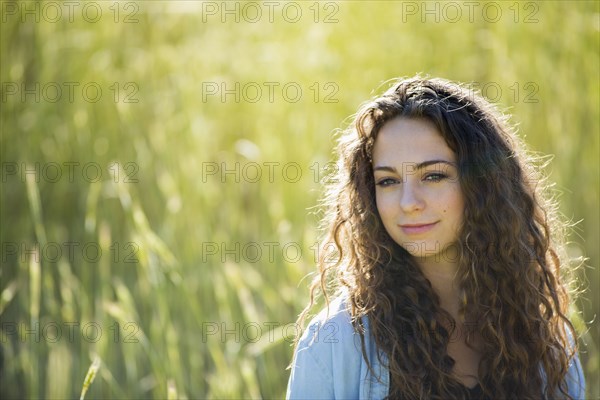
[563,327,586,398]
[292,295,365,372]
[538,325,586,398]
[286,295,368,399]
[296,295,360,351]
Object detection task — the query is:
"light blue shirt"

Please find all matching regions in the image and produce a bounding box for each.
[287,296,586,399]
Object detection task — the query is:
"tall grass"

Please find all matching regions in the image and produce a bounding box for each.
[1,1,598,398]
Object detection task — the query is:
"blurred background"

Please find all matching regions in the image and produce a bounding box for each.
[1,1,598,398]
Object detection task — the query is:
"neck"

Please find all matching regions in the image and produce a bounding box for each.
[416,250,462,317]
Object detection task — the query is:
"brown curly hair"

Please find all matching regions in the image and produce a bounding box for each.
[297,76,580,399]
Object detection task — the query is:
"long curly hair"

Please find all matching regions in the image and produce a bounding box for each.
[297,76,580,399]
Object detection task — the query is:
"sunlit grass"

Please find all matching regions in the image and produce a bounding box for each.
[1,1,598,398]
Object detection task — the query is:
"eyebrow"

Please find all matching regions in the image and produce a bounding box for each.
[373,159,456,173]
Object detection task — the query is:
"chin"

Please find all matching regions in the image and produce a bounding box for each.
[399,240,441,258]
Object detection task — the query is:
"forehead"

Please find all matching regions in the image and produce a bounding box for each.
[372,117,455,166]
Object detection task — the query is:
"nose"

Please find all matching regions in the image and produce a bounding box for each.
[399,182,424,213]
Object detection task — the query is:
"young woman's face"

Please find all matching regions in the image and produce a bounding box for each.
[372,117,464,264]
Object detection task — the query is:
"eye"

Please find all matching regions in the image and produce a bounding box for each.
[375,177,399,187]
[423,173,447,182]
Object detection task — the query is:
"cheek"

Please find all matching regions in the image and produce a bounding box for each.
[442,188,464,222]
[375,192,396,220]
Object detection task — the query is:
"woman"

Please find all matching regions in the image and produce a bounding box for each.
[286,76,585,399]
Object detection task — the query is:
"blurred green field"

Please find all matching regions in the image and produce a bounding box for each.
[1,1,598,398]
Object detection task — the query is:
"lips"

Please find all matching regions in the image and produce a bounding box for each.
[399,222,438,235]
